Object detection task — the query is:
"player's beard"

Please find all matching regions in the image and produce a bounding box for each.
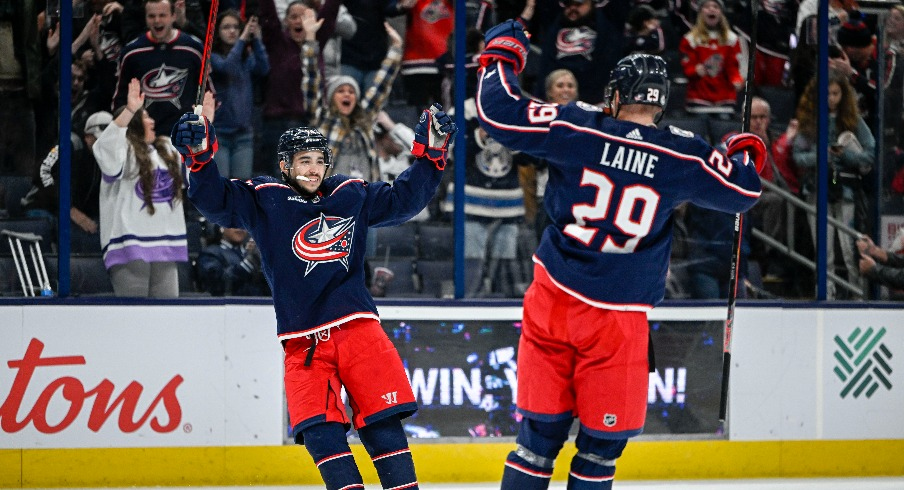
[290,178,320,199]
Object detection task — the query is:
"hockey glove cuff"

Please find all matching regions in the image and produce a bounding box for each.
[171,113,219,172]
[478,19,530,74]
[411,103,457,170]
[726,132,767,174]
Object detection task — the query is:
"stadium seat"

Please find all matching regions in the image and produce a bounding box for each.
[417,259,455,298]
[375,258,422,298]
[70,254,113,295]
[417,223,454,260]
[0,175,32,218]
[417,258,485,298]
[708,119,742,145]
[0,257,20,295]
[186,218,204,256]
[757,86,797,127]
[178,260,197,294]
[659,116,710,143]
[664,81,687,116]
[374,221,418,258]
[70,226,102,254]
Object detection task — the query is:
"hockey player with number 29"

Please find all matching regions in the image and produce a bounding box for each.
[477,20,765,490]
[170,94,456,490]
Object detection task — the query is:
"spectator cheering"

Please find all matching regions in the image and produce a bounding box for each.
[94,78,188,298]
[112,0,208,136]
[210,10,270,180]
[679,0,744,117]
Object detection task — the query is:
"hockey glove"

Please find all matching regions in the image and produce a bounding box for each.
[478,19,530,74]
[171,112,219,172]
[725,132,767,175]
[411,103,457,170]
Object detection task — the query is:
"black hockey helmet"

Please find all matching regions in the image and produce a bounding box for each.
[606,53,670,111]
[277,127,332,171]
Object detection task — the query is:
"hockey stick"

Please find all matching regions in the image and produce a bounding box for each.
[189,0,220,152]
[195,0,219,111]
[719,0,757,425]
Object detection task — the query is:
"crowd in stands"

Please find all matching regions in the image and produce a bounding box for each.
[1,0,903,300]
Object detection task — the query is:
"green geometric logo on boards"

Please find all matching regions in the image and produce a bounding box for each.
[833,327,893,399]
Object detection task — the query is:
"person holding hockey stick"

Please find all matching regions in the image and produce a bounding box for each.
[476,20,765,490]
[170,94,456,490]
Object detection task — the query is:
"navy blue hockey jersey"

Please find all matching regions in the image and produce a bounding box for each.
[113,31,204,135]
[477,61,761,310]
[187,158,443,340]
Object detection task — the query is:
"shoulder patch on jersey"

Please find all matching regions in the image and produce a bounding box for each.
[668,126,696,138]
[576,101,603,112]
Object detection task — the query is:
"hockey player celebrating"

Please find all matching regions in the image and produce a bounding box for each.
[476,20,765,490]
[170,97,456,490]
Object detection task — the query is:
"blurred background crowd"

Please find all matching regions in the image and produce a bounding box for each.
[1,0,903,300]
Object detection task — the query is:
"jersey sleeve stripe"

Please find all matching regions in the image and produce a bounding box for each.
[331,178,364,195]
[253,182,290,190]
[476,63,550,134]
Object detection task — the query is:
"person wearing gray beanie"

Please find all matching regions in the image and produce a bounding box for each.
[324,75,362,116]
[302,20,404,182]
[325,75,361,102]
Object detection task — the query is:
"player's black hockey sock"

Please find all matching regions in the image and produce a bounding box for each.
[565,431,626,490]
[358,416,418,490]
[302,422,364,490]
[500,418,572,490]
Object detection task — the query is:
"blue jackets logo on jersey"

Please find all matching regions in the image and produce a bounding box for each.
[292,213,356,275]
[142,63,189,107]
[556,26,596,60]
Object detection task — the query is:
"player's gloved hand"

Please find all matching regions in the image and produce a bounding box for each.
[171,112,218,172]
[411,103,457,170]
[725,132,767,174]
[478,19,530,74]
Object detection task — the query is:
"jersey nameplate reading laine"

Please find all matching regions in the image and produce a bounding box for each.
[598,142,657,178]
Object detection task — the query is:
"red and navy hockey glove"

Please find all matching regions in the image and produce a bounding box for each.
[171,112,218,172]
[411,103,457,170]
[725,132,767,174]
[478,19,530,74]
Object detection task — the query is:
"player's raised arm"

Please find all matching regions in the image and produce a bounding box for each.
[683,131,765,214]
[476,20,554,158]
[171,111,258,229]
[368,104,457,227]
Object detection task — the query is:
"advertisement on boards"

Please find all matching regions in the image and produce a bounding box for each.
[821,309,903,440]
[730,307,903,441]
[375,317,723,438]
[0,305,283,449]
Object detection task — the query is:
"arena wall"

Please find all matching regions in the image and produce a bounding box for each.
[1,303,902,486]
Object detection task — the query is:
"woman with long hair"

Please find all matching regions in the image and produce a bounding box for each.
[792,69,875,298]
[210,10,270,180]
[93,78,188,297]
[679,0,744,117]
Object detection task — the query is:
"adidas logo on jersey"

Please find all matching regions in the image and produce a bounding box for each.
[626,129,643,140]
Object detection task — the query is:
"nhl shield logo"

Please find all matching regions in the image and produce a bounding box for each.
[603,413,617,427]
[292,213,356,275]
